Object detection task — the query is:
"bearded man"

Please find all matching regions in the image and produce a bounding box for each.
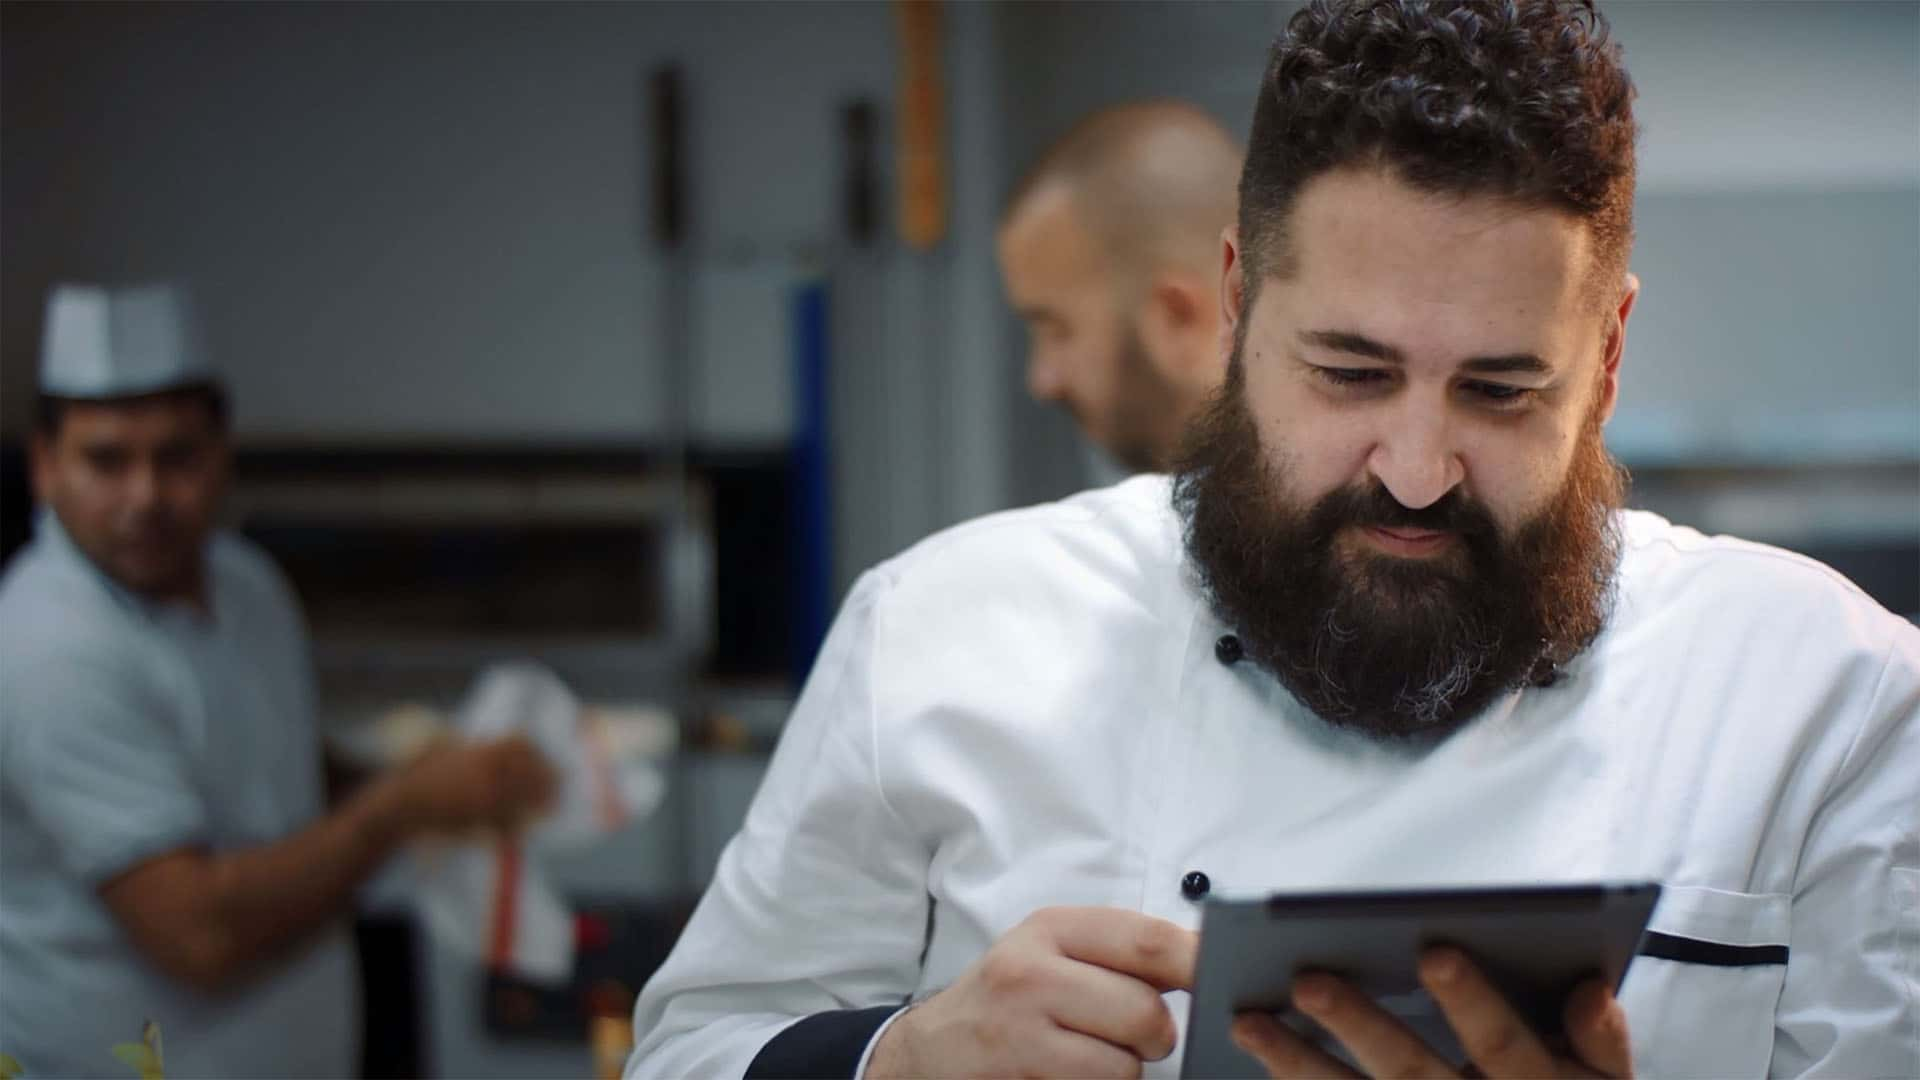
[627,3,1919,1078]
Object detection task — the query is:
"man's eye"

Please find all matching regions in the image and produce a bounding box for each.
[1463,381,1535,405]
[1314,367,1390,388]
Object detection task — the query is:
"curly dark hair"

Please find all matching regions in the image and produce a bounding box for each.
[1239,0,1637,298]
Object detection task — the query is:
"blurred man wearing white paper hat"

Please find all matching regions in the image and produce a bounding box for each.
[0,283,558,1077]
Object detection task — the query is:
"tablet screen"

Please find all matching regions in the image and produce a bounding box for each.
[1181,881,1661,1078]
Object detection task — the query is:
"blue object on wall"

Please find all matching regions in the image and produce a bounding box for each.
[790,277,833,686]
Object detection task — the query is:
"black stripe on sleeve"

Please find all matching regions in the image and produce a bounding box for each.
[746,1005,902,1079]
[1639,931,1789,967]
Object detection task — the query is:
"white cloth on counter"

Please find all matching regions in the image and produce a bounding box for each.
[411,662,670,983]
[628,474,1920,1080]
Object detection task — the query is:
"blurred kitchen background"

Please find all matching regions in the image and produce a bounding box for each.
[2,1,1915,1076]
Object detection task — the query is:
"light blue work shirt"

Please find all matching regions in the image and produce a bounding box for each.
[0,510,357,1078]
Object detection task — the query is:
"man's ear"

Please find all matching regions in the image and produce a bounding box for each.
[1150,273,1206,333]
[1216,225,1246,362]
[1219,225,1245,325]
[1136,270,1212,379]
[1597,271,1639,424]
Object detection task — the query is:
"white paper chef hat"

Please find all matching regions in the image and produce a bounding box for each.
[39,283,217,399]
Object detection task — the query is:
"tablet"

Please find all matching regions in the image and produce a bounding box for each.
[1181,881,1661,1079]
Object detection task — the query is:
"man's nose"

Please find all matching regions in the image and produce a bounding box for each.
[1365,407,1465,511]
[125,461,162,510]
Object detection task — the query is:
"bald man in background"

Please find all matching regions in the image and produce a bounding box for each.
[997,101,1243,473]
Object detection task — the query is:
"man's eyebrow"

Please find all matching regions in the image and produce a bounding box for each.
[1460,353,1552,375]
[1298,329,1552,376]
[1299,329,1402,362]
[1016,307,1061,325]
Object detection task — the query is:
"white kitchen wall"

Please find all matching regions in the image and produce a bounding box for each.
[3,0,1018,592]
[2,1,895,445]
[1608,0,1920,464]
[1612,0,1920,195]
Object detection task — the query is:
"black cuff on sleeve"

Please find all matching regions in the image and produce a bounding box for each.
[745,1004,901,1079]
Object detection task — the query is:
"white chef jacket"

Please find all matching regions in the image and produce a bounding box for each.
[630,475,1920,1079]
[0,511,358,1078]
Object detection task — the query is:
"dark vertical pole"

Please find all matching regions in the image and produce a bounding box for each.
[647,63,701,900]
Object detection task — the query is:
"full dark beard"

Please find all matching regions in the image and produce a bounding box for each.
[1171,357,1627,740]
